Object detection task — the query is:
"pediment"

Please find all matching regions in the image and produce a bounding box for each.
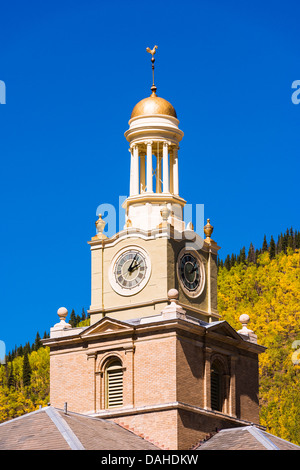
[206,320,242,341]
[81,317,134,338]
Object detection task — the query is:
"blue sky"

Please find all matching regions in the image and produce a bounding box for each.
[0,0,299,353]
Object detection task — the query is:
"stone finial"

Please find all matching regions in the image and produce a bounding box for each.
[168,288,179,302]
[237,313,257,344]
[161,289,186,320]
[52,307,72,331]
[92,214,108,240]
[57,307,68,322]
[204,218,214,241]
[157,204,171,229]
[160,204,171,224]
[96,214,106,235]
[239,314,250,330]
[186,221,194,231]
[50,307,72,338]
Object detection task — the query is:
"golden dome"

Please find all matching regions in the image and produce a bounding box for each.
[131,90,177,119]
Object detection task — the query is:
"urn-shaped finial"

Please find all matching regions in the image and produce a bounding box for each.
[204,218,214,239]
[160,204,171,223]
[96,214,106,234]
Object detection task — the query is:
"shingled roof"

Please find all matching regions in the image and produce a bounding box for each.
[196,426,300,450]
[0,406,159,450]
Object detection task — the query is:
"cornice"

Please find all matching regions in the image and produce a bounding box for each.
[88,297,168,316]
[90,401,262,429]
[44,313,265,356]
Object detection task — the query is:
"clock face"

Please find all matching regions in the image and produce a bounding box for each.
[177,249,205,298]
[115,250,147,289]
[109,247,151,296]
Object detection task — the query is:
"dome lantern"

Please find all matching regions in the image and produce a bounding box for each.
[123,46,185,232]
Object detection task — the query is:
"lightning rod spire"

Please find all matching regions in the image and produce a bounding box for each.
[146,45,158,96]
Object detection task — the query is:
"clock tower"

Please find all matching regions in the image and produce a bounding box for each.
[88,49,220,326]
[46,48,264,450]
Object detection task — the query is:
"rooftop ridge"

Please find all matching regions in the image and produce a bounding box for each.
[246,426,280,450]
[45,407,85,450]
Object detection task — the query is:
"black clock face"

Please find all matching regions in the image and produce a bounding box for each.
[114,250,147,290]
[178,252,201,292]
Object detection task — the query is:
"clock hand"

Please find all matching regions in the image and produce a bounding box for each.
[131,262,141,272]
[190,263,198,273]
[128,254,138,272]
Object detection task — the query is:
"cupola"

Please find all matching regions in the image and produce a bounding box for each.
[123,46,186,232]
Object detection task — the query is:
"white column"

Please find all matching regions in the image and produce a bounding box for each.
[132,144,139,195]
[140,153,146,192]
[207,249,211,315]
[156,154,161,193]
[129,148,134,196]
[173,146,179,196]
[146,141,153,192]
[229,356,237,417]
[169,149,174,194]
[204,347,213,410]
[163,142,169,193]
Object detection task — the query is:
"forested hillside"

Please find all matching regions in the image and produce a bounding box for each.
[0,230,299,445]
[218,229,300,445]
[0,311,88,422]
[0,345,49,422]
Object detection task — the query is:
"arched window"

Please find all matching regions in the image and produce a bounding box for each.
[211,363,222,412]
[105,359,123,409]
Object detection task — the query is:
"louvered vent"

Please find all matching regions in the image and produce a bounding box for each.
[211,369,221,411]
[106,361,123,408]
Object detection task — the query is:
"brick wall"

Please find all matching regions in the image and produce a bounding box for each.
[113,410,178,450]
[48,319,262,449]
[50,348,94,413]
[176,335,204,407]
[133,333,177,407]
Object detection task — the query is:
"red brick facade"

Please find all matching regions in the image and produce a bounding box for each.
[46,315,264,450]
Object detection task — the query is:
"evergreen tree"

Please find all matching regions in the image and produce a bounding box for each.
[10,346,16,361]
[282,231,288,254]
[269,236,276,259]
[224,254,231,270]
[277,234,282,254]
[296,230,300,249]
[262,235,268,253]
[230,253,236,268]
[240,246,246,264]
[24,342,31,355]
[81,308,86,321]
[22,352,31,388]
[8,362,15,389]
[247,243,256,264]
[288,227,294,249]
[69,309,76,327]
[34,332,42,351]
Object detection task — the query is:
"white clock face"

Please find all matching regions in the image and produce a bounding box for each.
[177,248,205,298]
[115,250,147,289]
[109,247,151,296]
